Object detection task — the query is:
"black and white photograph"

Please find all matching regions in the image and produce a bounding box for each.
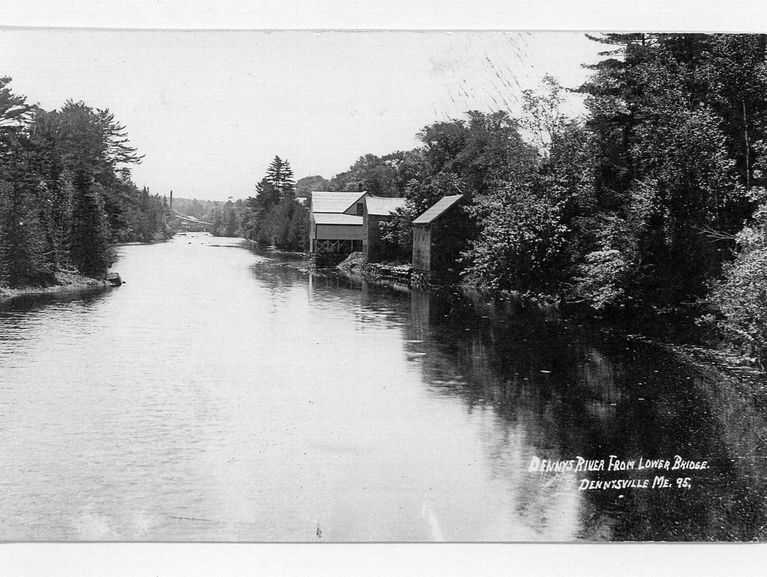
[2,1,767,570]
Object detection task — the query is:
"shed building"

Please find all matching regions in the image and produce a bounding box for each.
[363,196,406,262]
[412,194,467,277]
[309,191,367,254]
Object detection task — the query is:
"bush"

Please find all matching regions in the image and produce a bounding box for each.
[710,246,767,362]
[572,249,631,310]
[463,182,569,292]
[709,192,767,363]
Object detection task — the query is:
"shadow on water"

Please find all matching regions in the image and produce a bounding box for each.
[302,270,767,541]
[0,287,112,315]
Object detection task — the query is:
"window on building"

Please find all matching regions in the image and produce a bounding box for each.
[356,203,363,216]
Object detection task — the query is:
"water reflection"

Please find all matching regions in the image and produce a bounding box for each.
[0,235,765,541]
[351,280,767,541]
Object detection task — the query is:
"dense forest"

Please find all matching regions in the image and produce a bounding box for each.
[0,77,171,286]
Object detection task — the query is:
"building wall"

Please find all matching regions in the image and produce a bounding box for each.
[315,223,363,241]
[310,217,363,253]
[344,200,366,216]
[429,209,469,275]
[412,224,431,271]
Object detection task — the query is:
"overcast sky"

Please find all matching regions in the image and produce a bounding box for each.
[0,30,602,200]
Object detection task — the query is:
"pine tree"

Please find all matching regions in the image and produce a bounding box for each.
[0,80,49,286]
[0,175,49,286]
[265,156,296,199]
[69,168,111,277]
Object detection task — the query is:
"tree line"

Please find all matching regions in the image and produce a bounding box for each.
[0,77,172,287]
[8,33,764,359]
[252,34,767,361]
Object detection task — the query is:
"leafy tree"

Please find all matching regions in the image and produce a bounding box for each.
[419,110,536,199]
[464,175,570,292]
[569,33,765,308]
[381,111,538,264]
[328,151,425,197]
[520,74,567,152]
[284,201,309,251]
[296,175,330,198]
[463,78,599,294]
[709,186,767,363]
[268,197,307,250]
[224,200,239,237]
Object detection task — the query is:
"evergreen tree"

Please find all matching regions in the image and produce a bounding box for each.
[0,78,50,286]
[28,107,72,269]
[243,158,305,246]
[68,170,110,276]
[0,152,50,286]
[570,33,765,307]
[0,77,170,284]
[265,156,296,199]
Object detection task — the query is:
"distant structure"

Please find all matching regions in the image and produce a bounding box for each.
[309,191,367,255]
[362,195,406,262]
[173,213,211,232]
[411,194,467,281]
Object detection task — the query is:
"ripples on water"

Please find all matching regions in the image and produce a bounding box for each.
[0,233,766,541]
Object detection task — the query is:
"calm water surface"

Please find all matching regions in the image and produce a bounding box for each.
[1,233,766,541]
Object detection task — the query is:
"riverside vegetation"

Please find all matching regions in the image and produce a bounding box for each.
[5,34,767,365]
[0,77,172,297]
[227,34,767,366]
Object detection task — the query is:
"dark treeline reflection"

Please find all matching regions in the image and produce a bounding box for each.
[308,272,767,541]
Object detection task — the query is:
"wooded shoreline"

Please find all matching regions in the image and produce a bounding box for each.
[0,270,112,303]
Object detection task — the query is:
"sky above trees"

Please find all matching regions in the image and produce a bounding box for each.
[0,30,602,200]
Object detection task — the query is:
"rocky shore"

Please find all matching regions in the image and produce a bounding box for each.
[0,271,113,303]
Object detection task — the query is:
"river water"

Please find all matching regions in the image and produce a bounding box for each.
[1,233,766,541]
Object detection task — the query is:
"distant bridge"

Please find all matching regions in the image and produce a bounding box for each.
[172,212,213,232]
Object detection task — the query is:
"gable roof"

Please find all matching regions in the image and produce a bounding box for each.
[313,213,363,226]
[365,196,406,216]
[311,191,367,213]
[412,195,464,225]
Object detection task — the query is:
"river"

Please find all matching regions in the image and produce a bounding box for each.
[1,232,766,541]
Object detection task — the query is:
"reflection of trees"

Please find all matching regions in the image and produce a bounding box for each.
[257,259,767,541]
[393,287,767,541]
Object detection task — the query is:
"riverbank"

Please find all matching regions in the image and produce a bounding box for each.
[244,243,766,386]
[0,271,112,303]
[330,253,766,377]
